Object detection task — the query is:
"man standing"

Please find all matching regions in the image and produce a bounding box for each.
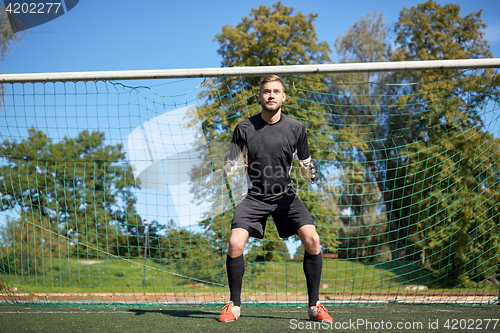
[219,75,332,323]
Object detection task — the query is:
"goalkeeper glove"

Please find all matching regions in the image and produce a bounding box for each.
[224,160,247,180]
[298,160,317,184]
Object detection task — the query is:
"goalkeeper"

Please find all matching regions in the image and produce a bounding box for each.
[219,75,332,323]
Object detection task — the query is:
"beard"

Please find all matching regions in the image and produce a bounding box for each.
[261,100,282,113]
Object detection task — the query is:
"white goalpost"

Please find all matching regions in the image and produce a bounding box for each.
[1,58,499,83]
[1,59,499,306]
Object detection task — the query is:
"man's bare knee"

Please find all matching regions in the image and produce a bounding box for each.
[228,238,245,258]
[298,225,321,255]
[228,228,249,258]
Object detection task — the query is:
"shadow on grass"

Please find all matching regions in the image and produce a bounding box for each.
[128,308,215,318]
[127,307,294,321]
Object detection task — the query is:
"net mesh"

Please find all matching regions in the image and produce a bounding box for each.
[0,67,499,306]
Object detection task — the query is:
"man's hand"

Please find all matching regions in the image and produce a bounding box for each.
[224,161,247,180]
[299,160,317,184]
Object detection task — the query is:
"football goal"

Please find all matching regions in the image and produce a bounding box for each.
[1,59,499,306]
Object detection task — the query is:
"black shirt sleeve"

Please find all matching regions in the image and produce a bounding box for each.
[228,124,245,162]
[296,124,310,161]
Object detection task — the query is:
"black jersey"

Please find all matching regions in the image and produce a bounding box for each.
[228,113,311,200]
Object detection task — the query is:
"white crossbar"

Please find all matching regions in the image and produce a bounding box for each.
[1,58,500,83]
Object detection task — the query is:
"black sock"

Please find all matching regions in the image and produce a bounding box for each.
[303,251,322,307]
[226,254,245,306]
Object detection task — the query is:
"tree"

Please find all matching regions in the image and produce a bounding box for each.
[191,2,337,261]
[334,170,391,262]
[331,12,393,261]
[157,221,214,283]
[335,11,389,64]
[0,7,21,60]
[336,1,499,262]
[331,3,499,273]
[402,128,500,285]
[0,128,142,261]
[1,213,70,274]
[215,2,330,68]
[0,7,22,103]
[388,0,500,284]
[246,224,292,263]
[392,0,491,62]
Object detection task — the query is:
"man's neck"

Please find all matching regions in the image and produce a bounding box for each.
[261,109,281,124]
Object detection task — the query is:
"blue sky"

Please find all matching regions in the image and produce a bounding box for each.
[2,0,499,75]
[1,0,500,238]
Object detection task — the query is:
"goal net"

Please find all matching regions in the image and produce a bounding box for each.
[0,60,499,306]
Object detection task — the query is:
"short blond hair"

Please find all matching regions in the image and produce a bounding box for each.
[260,75,285,92]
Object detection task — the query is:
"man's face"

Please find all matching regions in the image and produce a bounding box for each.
[259,81,286,112]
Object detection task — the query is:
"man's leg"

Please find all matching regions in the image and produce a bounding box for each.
[219,228,249,322]
[297,225,322,306]
[227,227,249,306]
[297,224,332,322]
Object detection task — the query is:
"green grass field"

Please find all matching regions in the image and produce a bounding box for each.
[1,256,497,298]
[0,303,499,333]
[1,256,499,332]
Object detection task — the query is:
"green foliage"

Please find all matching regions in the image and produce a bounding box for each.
[391,0,497,136]
[388,0,500,283]
[1,214,70,275]
[329,2,499,280]
[335,11,389,63]
[0,128,141,262]
[335,170,391,262]
[393,0,491,61]
[297,183,339,253]
[0,7,22,103]
[403,127,500,285]
[0,8,21,59]
[246,225,290,263]
[215,1,331,69]
[157,223,216,279]
[331,11,393,261]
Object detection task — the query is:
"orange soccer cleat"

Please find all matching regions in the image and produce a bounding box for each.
[308,302,333,322]
[218,301,241,322]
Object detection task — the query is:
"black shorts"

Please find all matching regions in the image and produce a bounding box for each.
[231,191,314,239]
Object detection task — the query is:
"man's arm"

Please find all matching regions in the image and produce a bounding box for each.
[225,126,247,180]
